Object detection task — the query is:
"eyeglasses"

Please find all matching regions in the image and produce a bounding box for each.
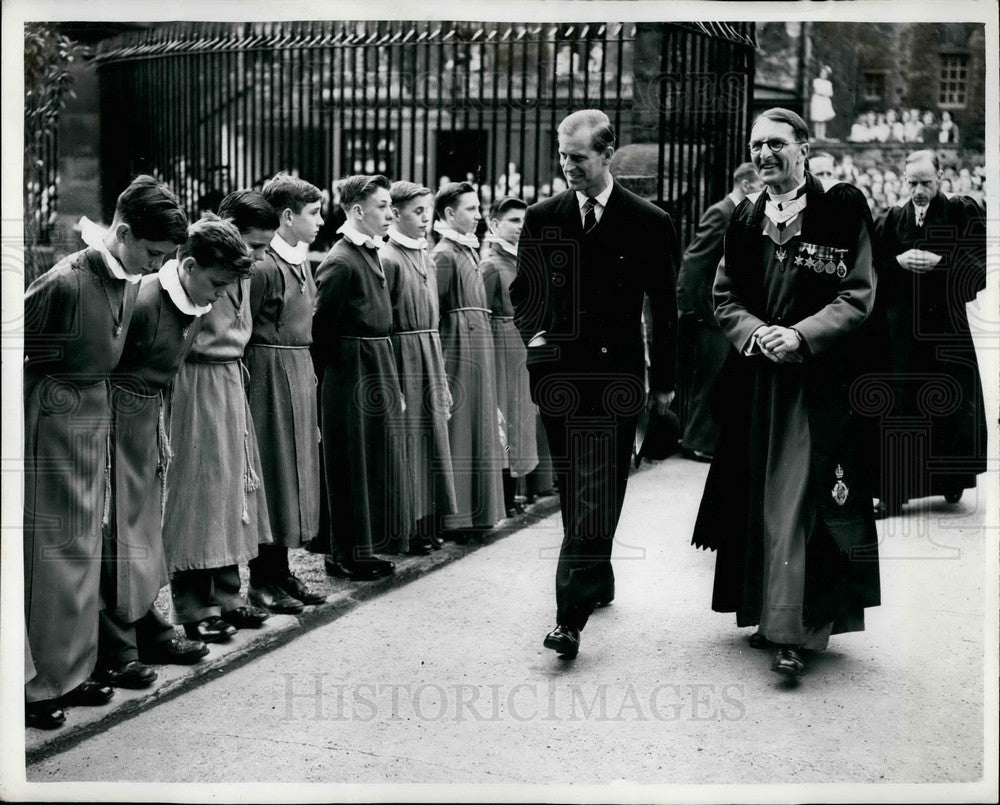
[748,139,804,155]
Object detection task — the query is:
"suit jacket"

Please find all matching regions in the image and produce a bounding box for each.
[510,181,679,403]
[676,195,736,325]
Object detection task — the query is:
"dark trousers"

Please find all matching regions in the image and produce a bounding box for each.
[169,565,243,624]
[98,607,176,667]
[540,410,639,630]
[248,543,291,587]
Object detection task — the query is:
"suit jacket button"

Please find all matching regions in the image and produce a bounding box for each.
[600,347,608,354]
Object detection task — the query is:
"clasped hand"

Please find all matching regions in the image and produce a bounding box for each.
[896,248,941,273]
[756,325,804,364]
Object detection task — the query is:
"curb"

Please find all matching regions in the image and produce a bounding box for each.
[25,495,562,764]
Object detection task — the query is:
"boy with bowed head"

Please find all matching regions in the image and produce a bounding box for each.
[431,182,505,538]
[24,175,187,729]
[313,175,409,580]
[379,180,458,554]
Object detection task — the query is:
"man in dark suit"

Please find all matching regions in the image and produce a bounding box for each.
[510,109,678,657]
[873,149,987,517]
[675,162,760,460]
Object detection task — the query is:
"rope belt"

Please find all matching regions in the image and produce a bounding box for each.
[394,328,437,335]
[338,335,392,341]
[249,344,310,350]
[444,306,490,315]
[492,315,514,322]
[186,355,241,364]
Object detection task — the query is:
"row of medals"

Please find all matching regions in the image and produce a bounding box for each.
[776,242,848,278]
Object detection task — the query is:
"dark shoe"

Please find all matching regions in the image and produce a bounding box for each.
[325,556,395,581]
[221,605,270,629]
[748,631,773,650]
[505,503,526,517]
[772,646,805,677]
[304,535,331,554]
[185,616,236,643]
[249,582,305,614]
[682,448,713,463]
[427,534,445,549]
[279,574,327,605]
[543,625,580,657]
[406,536,434,556]
[141,636,210,665]
[94,660,157,689]
[58,678,115,707]
[25,700,66,730]
[943,488,964,504]
[596,596,615,608]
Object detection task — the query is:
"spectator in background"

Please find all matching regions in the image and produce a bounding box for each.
[920,111,938,144]
[849,114,870,143]
[809,65,836,141]
[903,109,923,142]
[807,152,837,190]
[938,110,959,144]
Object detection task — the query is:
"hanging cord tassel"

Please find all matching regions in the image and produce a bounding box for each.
[157,394,174,516]
[239,361,260,524]
[102,430,113,529]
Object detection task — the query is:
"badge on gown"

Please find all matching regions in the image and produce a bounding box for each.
[831,464,849,506]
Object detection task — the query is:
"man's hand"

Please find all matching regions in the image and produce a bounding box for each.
[650,390,674,415]
[757,325,805,364]
[896,248,942,274]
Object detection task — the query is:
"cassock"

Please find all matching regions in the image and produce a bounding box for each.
[481,237,539,477]
[313,227,411,557]
[24,243,139,701]
[162,276,272,573]
[874,192,987,505]
[379,229,458,528]
[245,236,321,547]
[693,176,881,649]
[431,228,505,530]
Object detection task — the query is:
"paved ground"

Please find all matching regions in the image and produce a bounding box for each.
[19,455,994,798]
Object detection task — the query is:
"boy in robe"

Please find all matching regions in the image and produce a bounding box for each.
[96,215,253,689]
[245,174,326,612]
[481,196,539,516]
[380,181,458,554]
[24,176,187,729]
[431,182,505,536]
[313,174,408,580]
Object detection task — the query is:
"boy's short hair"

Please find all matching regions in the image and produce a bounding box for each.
[488,196,527,221]
[260,173,323,216]
[218,189,280,234]
[434,181,477,219]
[390,180,433,208]
[114,175,189,244]
[178,213,254,279]
[338,175,391,210]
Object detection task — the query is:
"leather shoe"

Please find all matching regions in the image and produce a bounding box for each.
[249,582,305,614]
[427,534,445,549]
[221,605,270,629]
[324,556,395,581]
[748,631,773,650]
[58,678,115,707]
[94,660,157,689]
[772,646,805,677]
[406,536,434,556]
[543,624,580,657]
[25,700,66,730]
[141,636,210,664]
[279,574,327,605]
[185,616,236,643]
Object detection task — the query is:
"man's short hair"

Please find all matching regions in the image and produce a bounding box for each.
[178,213,254,279]
[732,162,759,186]
[390,180,433,208]
[558,109,617,152]
[114,175,189,244]
[809,152,835,165]
[338,175,391,210]
[905,149,941,172]
[261,173,323,215]
[753,107,810,143]
[434,181,478,219]
[489,196,527,220]
[218,189,280,234]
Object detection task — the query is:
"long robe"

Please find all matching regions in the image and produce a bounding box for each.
[481,242,539,477]
[24,247,138,700]
[431,237,505,529]
[874,193,987,504]
[161,278,272,572]
[108,272,201,622]
[694,178,880,648]
[380,238,458,526]
[245,247,321,547]
[313,239,410,556]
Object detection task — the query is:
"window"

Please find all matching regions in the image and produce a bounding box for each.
[938,54,968,107]
[862,71,886,103]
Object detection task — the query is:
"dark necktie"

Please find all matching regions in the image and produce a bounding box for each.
[582,197,598,234]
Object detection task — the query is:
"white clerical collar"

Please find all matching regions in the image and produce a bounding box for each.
[485,233,518,258]
[766,179,807,205]
[764,181,808,228]
[338,223,384,251]
[78,216,142,284]
[387,228,428,250]
[576,179,613,211]
[159,258,212,316]
[270,233,309,265]
[433,221,480,249]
